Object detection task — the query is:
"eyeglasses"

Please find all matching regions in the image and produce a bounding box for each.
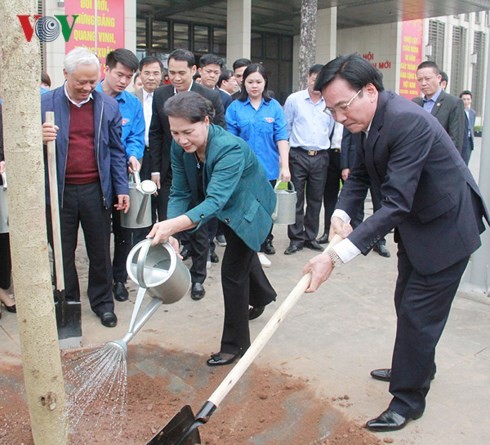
[324,89,362,116]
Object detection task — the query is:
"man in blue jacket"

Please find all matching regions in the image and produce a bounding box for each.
[96,48,145,302]
[42,47,129,328]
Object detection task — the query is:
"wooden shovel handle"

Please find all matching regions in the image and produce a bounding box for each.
[208,234,343,408]
[46,111,65,291]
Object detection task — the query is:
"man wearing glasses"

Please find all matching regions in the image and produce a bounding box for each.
[303,54,488,433]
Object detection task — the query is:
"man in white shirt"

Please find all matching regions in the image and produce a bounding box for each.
[283,64,334,255]
[133,56,163,243]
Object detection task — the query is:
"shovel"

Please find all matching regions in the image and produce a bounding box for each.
[147,235,342,445]
[46,111,82,348]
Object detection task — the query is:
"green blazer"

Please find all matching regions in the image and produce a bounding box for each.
[168,124,276,252]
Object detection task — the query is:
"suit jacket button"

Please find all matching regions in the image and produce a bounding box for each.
[224,218,230,224]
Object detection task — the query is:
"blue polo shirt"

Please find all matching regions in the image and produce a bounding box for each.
[96,82,145,160]
[226,97,288,180]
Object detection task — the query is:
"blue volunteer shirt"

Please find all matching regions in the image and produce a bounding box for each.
[96,82,145,160]
[226,97,288,180]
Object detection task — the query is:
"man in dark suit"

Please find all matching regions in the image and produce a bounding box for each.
[198,53,232,110]
[413,61,465,153]
[304,54,487,433]
[149,49,225,300]
[459,90,477,165]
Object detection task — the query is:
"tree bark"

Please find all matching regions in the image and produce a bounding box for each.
[0,1,68,443]
[298,0,318,90]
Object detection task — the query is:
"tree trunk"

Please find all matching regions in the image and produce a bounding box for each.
[298,0,318,90]
[0,1,68,443]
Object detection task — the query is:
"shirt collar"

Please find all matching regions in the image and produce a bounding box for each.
[64,82,93,107]
[96,80,126,102]
[424,87,442,103]
[173,81,194,95]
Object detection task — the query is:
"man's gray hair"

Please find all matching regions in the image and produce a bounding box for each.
[64,47,100,73]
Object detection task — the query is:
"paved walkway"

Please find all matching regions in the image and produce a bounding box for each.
[1,141,489,444]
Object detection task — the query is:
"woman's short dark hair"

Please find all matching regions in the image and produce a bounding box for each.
[164,91,215,123]
[238,63,271,102]
[314,54,384,93]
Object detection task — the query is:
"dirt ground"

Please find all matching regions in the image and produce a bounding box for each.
[0,343,386,445]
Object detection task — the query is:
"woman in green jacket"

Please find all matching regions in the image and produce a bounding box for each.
[149,91,277,366]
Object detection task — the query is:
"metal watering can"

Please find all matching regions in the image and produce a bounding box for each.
[120,171,157,229]
[108,239,191,356]
[271,180,297,225]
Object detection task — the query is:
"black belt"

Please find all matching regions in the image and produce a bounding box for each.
[291,146,328,156]
[330,148,341,153]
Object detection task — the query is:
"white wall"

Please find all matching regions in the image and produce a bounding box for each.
[337,22,399,91]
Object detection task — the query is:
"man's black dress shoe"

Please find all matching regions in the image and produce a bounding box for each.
[191,283,206,300]
[370,368,392,382]
[206,352,240,367]
[262,239,275,255]
[304,240,324,251]
[209,251,219,263]
[180,247,191,261]
[249,305,265,320]
[99,311,118,328]
[113,282,129,302]
[317,233,329,244]
[366,409,423,432]
[284,243,303,255]
[370,367,435,382]
[373,243,391,258]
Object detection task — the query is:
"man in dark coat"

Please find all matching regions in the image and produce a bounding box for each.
[304,54,488,433]
[149,49,226,300]
[413,61,465,154]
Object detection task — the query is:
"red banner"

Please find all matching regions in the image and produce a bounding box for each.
[399,20,423,99]
[65,0,125,68]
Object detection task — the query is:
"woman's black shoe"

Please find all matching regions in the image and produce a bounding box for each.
[206,352,240,367]
[2,303,16,313]
[248,305,265,320]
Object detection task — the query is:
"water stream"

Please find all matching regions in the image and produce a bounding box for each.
[63,341,129,438]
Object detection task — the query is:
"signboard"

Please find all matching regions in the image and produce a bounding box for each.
[65,0,125,68]
[399,20,423,99]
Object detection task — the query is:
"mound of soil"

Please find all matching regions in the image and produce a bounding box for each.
[0,344,383,444]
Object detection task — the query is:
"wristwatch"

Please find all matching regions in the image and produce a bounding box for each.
[326,248,343,267]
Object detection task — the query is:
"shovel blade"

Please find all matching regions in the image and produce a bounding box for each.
[147,405,201,445]
[54,290,82,341]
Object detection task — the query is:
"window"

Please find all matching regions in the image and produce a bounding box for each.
[193,25,209,54]
[428,20,445,68]
[471,31,486,114]
[451,26,466,96]
[152,20,169,51]
[213,28,226,56]
[173,23,190,50]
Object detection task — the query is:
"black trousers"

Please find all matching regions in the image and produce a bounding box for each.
[187,223,209,285]
[58,183,114,314]
[112,206,132,283]
[388,239,469,417]
[321,149,341,234]
[260,180,276,250]
[220,225,277,355]
[288,148,329,244]
[155,173,172,222]
[0,232,11,290]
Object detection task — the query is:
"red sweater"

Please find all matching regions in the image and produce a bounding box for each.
[65,101,99,184]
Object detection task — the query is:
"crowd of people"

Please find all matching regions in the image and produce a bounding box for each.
[1,46,486,434]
